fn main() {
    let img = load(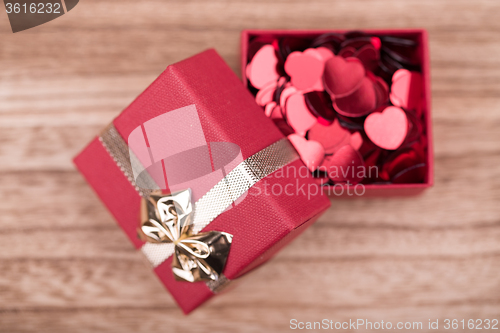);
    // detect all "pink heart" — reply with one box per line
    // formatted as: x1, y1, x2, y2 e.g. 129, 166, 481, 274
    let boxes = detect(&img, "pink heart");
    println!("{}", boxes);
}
308, 119, 350, 154
323, 56, 365, 98
247, 45, 280, 89
256, 81, 277, 106
390, 69, 422, 111
279, 86, 298, 108
364, 106, 408, 150
256, 77, 286, 107
288, 134, 325, 171
264, 101, 277, 117
315, 47, 335, 61
350, 132, 363, 151
285, 93, 317, 136
285, 50, 325, 91
322, 145, 364, 184
265, 103, 283, 120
